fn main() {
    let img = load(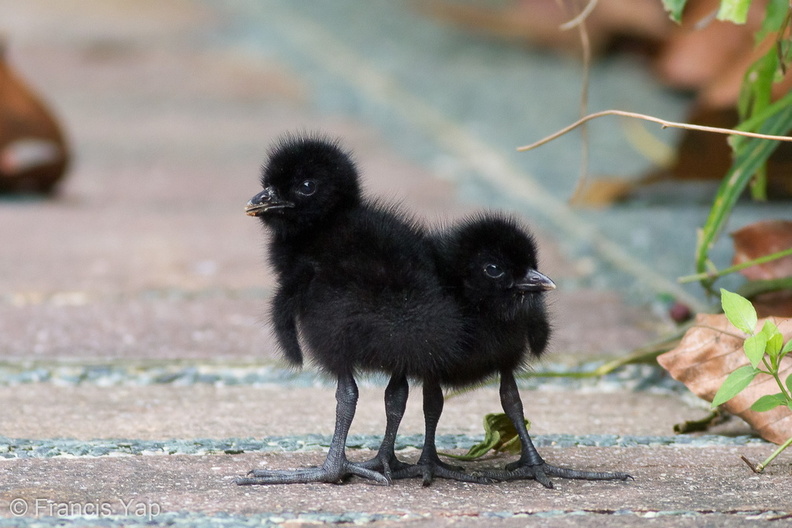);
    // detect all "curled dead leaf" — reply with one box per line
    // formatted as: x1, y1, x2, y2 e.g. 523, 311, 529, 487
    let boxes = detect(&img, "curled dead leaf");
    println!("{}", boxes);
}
732, 220, 792, 282
731, 220, 792, 317
657, 313, 792, 445
0, 40, 69, 194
